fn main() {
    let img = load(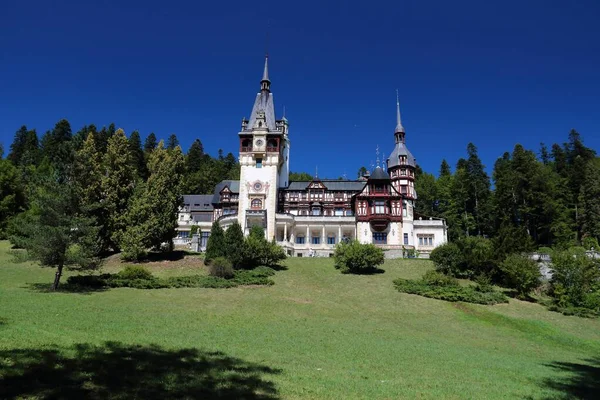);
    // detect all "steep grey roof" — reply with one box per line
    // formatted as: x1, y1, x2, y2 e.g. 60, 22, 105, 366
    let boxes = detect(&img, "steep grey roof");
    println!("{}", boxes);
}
387, 142, 417, 168
211, 180, 240, 204
262, 56, 270, 82
285, 180, 366, 191
183, 195, 214, 211
246, 92, 277, 131
395, 92, 405, 133
369, 167, 391, 180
